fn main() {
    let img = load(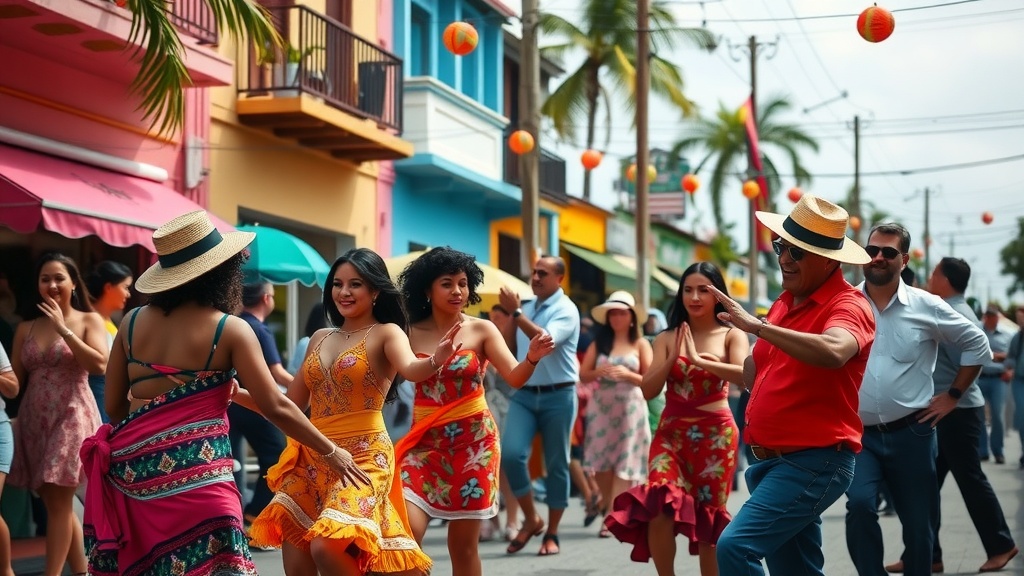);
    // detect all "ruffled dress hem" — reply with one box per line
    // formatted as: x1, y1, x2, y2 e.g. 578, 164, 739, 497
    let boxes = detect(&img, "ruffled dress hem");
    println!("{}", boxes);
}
604, 481, 731, 560
403, 487, 498, 521
249, 496, 431, 575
